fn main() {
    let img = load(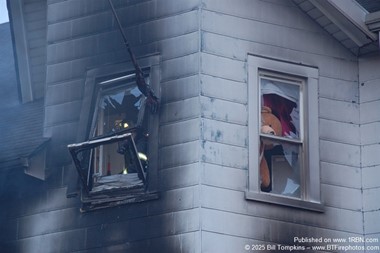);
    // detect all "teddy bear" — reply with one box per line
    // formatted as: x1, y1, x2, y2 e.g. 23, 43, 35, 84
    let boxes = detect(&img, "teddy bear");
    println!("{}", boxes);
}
260, 106, 282, 190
